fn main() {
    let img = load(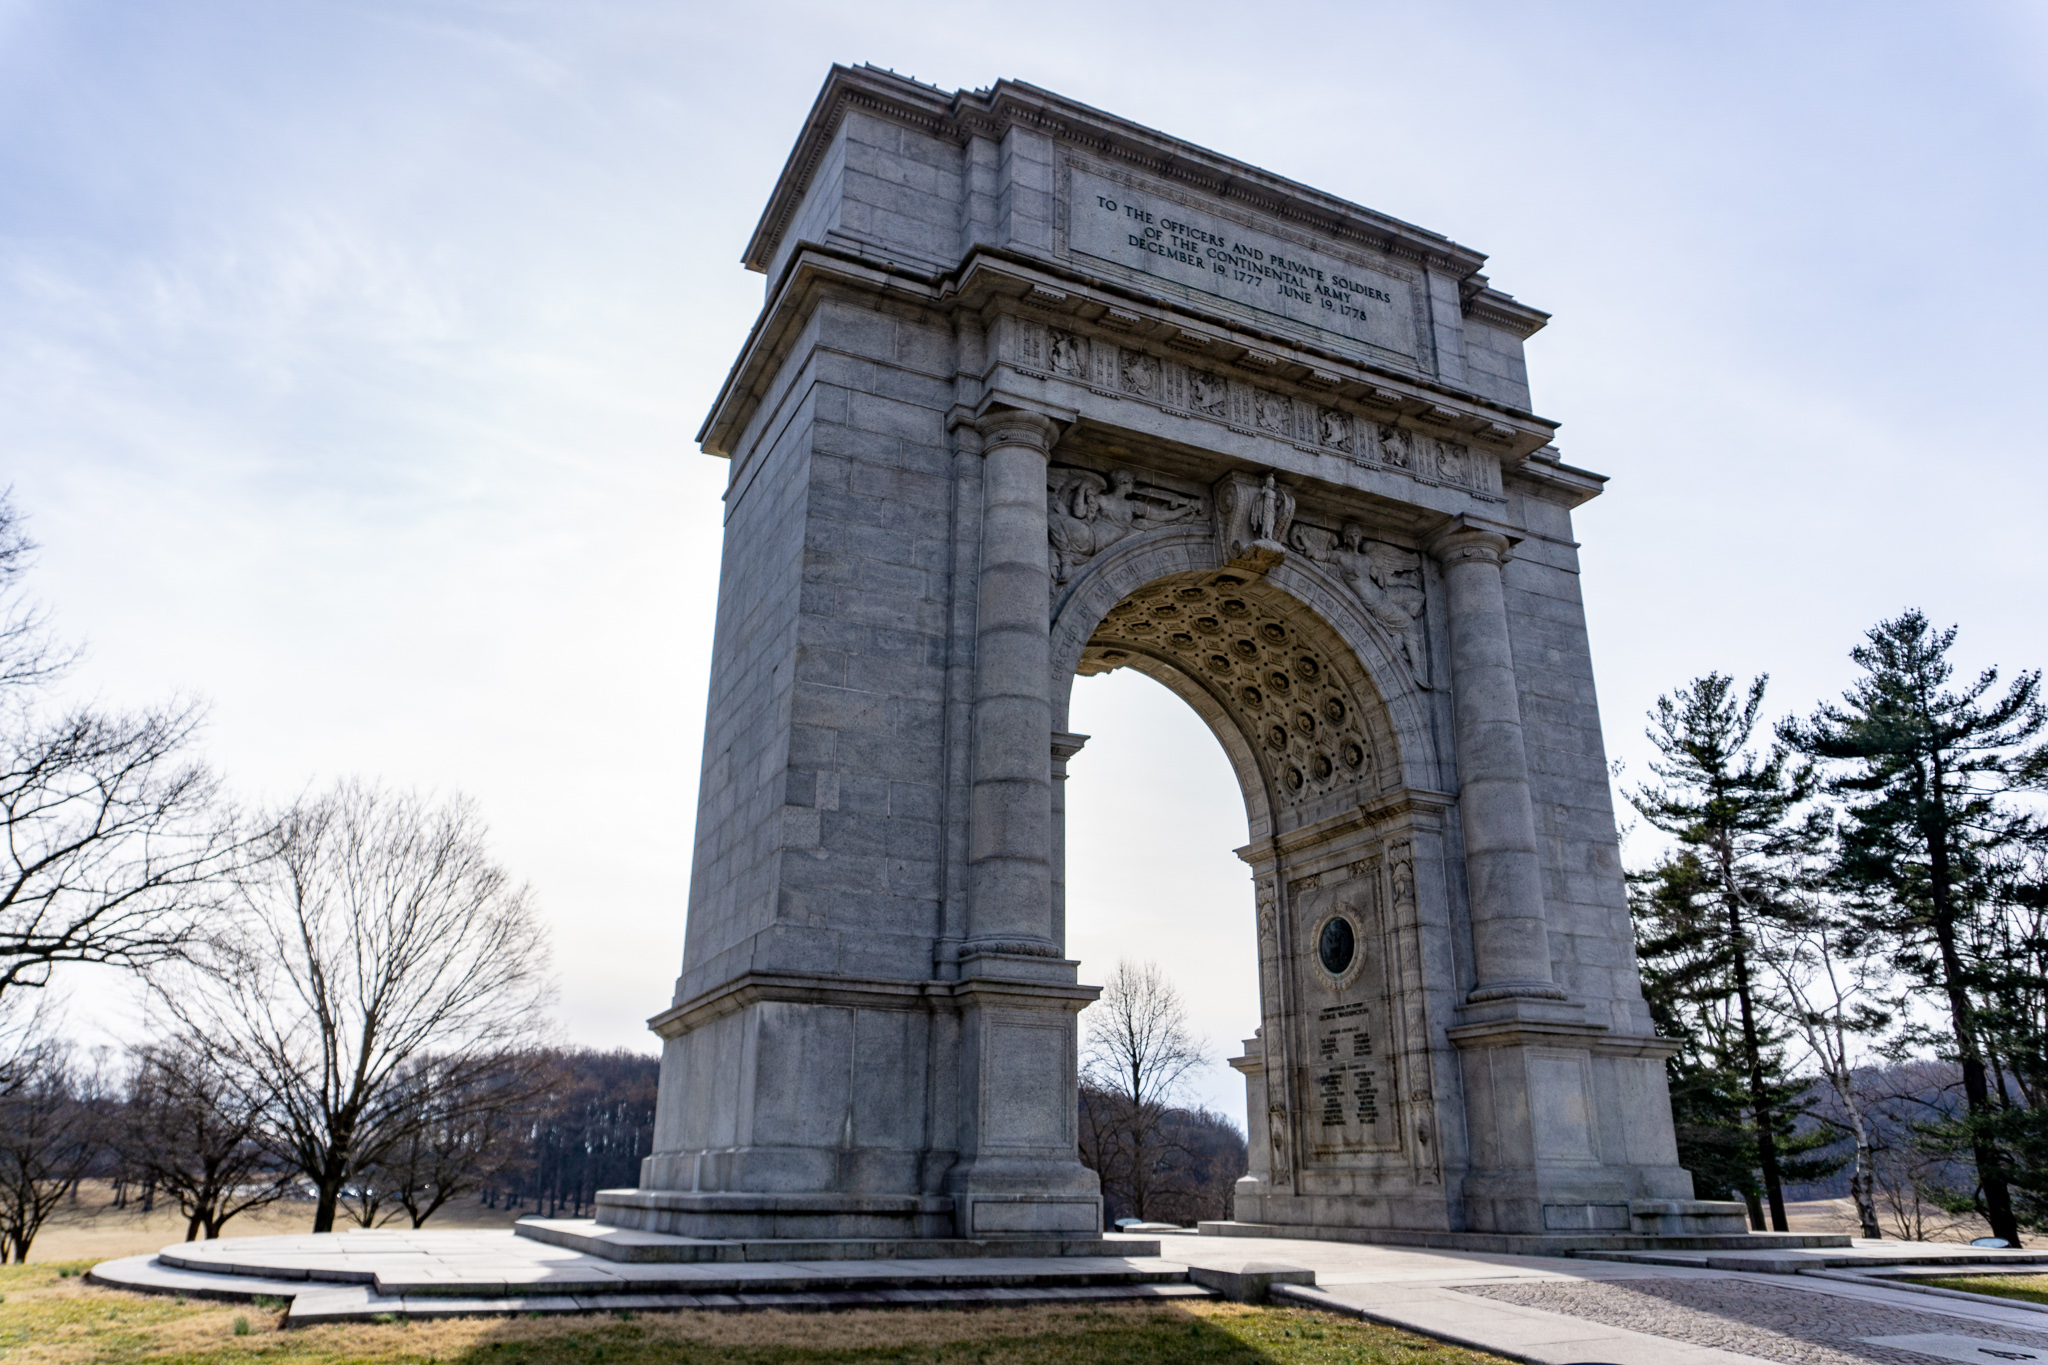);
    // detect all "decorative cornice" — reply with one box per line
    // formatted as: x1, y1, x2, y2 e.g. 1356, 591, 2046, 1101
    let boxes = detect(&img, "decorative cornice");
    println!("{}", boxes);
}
1508, 446, 1607, 510
1231, 788, 1455, 867
647, 966, 1096, 1038
745, 66, 1495, 283
1464, 287, 1550, 338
